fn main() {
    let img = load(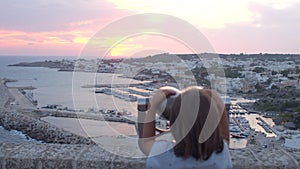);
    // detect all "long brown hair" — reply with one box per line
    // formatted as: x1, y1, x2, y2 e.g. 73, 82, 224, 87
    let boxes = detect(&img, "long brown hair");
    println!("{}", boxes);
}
203, 89, 230, 143
169, 87, 225, 160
